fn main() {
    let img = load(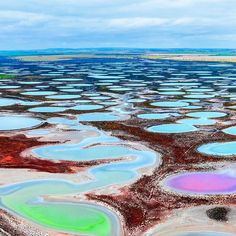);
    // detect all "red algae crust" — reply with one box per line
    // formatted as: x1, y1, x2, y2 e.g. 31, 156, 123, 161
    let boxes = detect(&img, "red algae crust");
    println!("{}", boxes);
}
88, 119, 236, 235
